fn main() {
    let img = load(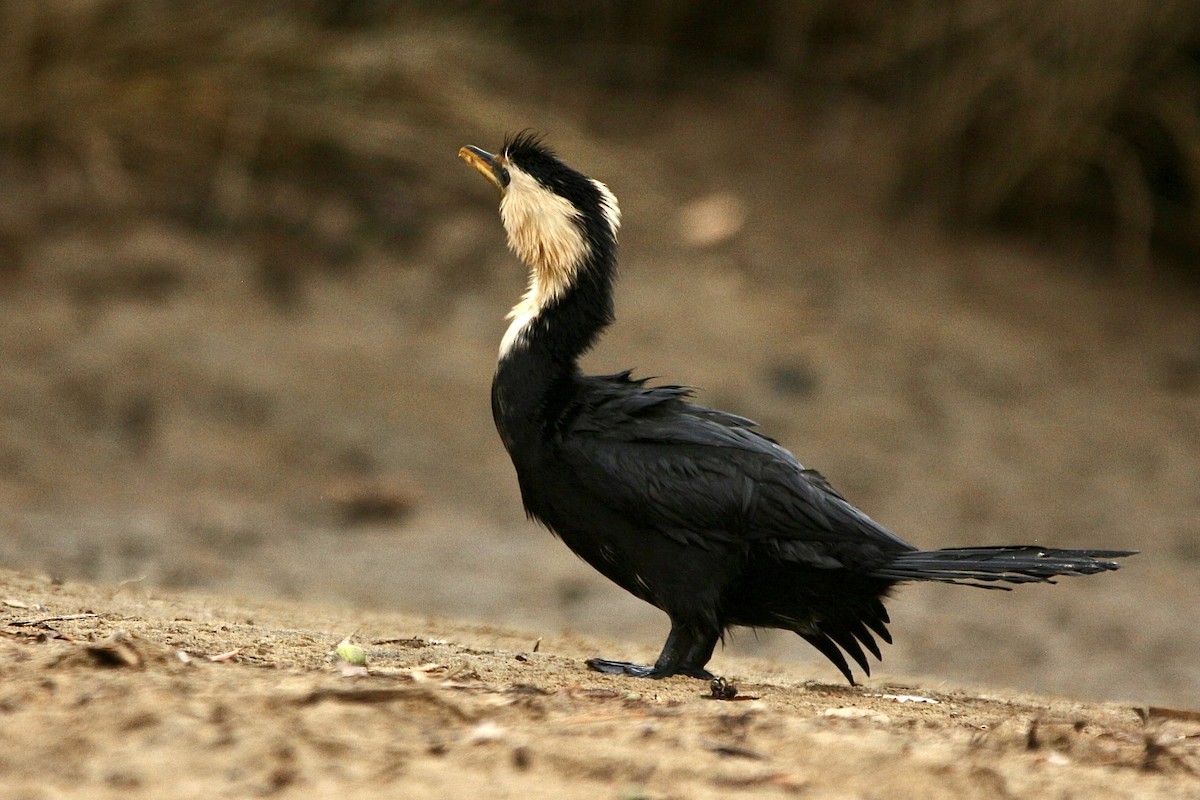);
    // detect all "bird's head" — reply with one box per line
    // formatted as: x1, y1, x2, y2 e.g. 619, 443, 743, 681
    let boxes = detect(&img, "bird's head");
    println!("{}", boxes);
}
459, 133, 620, 306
